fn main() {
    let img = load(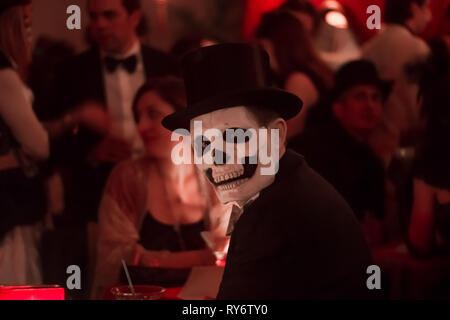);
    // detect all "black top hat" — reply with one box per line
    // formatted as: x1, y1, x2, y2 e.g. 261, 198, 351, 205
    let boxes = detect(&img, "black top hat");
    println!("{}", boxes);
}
331, 60, 393, 102
162, 43, 303, 131
0, 0, 30, 14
